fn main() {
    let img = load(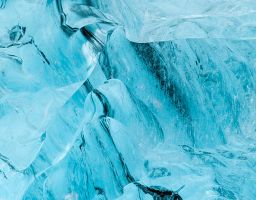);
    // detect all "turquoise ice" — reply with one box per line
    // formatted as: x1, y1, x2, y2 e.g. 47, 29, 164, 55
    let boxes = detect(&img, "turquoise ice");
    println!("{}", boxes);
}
0, 0, 256, 199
